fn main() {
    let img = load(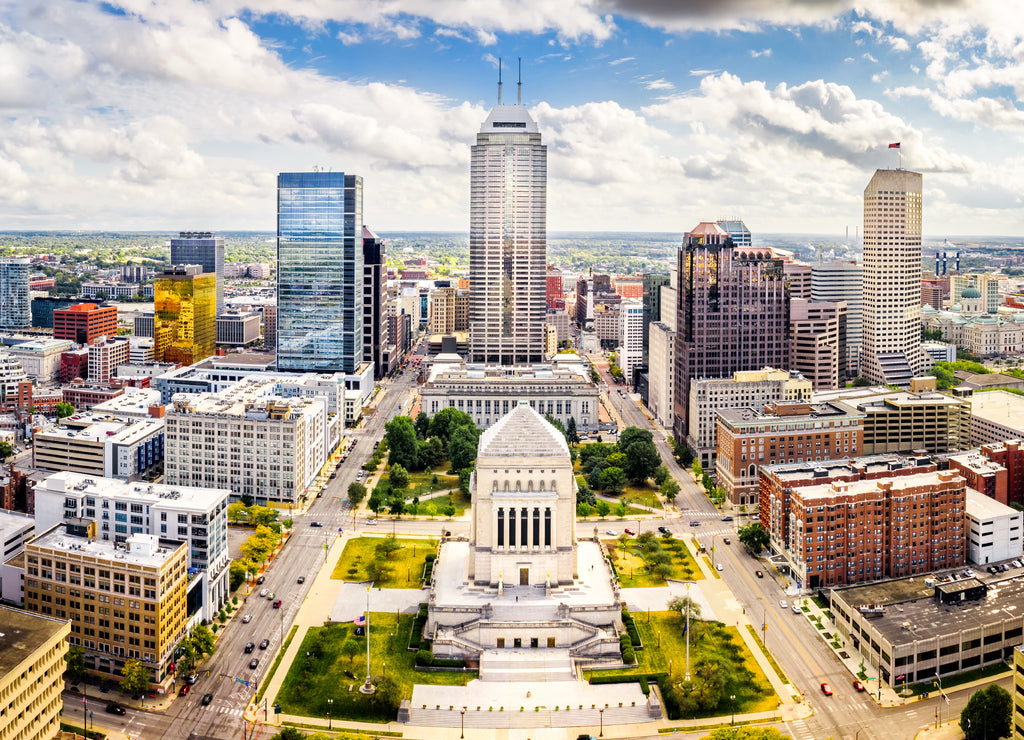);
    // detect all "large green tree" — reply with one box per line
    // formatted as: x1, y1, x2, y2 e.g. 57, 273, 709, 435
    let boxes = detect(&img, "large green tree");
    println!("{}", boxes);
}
413, 411, 431, 440
621, 439, 661, 484
428, 407, 475, 448
0, 441, 13, 462
55, 402, 75, 418
566, 417, 579, 444
738, 523, 770, 555
119, 658, 150, 695
617, 426, 653, 453
65, 644, 85, 682
701, 728, 790, 740
448, 423, 480, 472
960, 684, 1011, 740
385, 416, 419, 471
601, 467, 626, 494
347, 482, 367, 505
